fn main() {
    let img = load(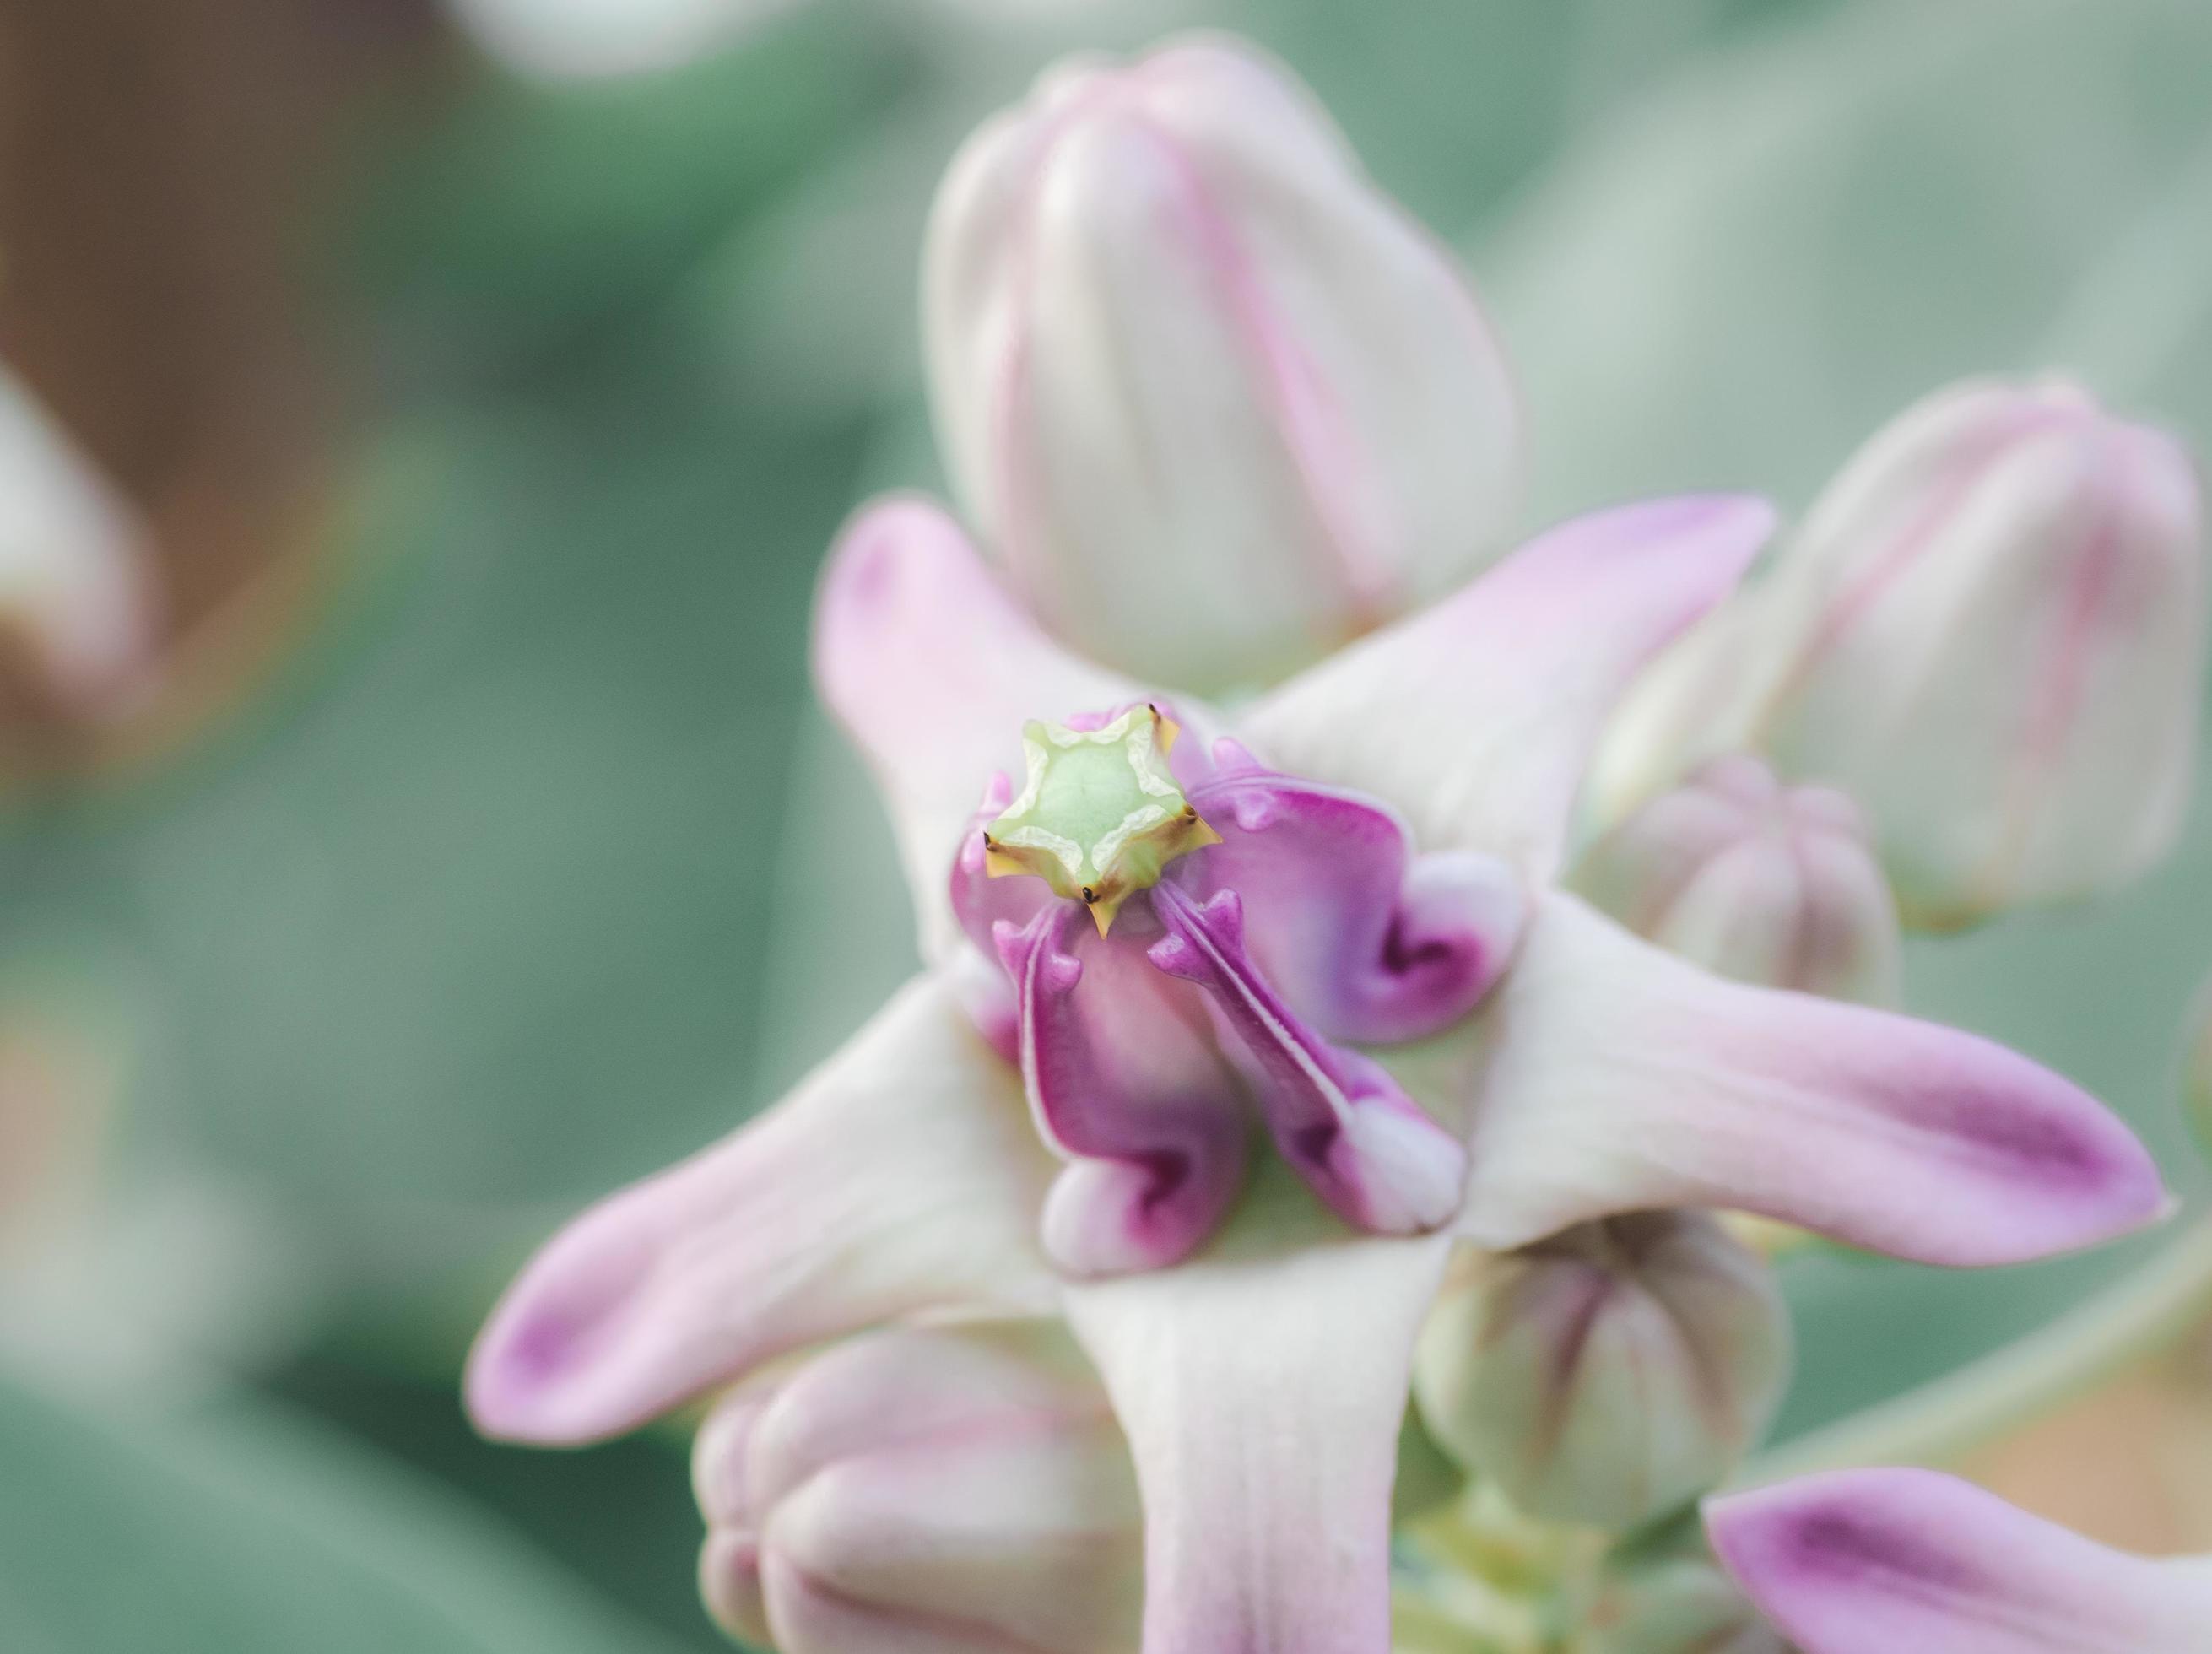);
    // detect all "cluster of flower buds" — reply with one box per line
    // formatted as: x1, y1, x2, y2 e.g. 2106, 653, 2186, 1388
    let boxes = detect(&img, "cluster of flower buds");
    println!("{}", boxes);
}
1413, 1213, 1791, 1531
924, 34, 1521, 693
1604, 377, 2206, 931
460, 27, 2206, 1654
